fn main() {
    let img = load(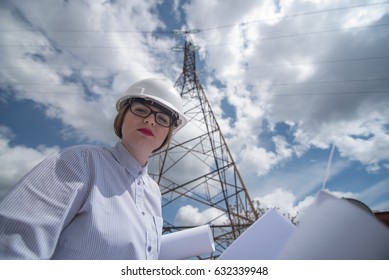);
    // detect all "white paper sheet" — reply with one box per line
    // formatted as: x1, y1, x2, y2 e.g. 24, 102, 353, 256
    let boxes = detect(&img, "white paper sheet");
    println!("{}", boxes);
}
218, 208, 296, 260
158, 224, 215, 260
278, 190, 389, 259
